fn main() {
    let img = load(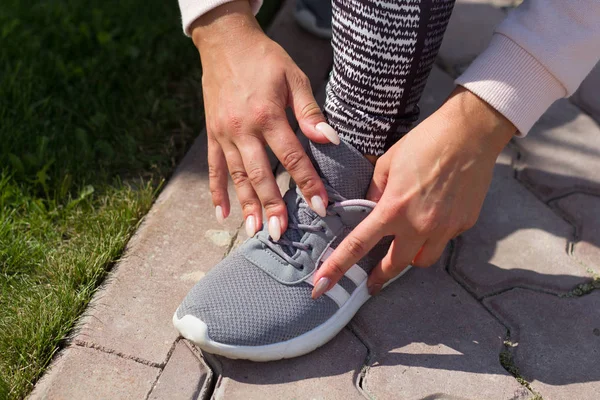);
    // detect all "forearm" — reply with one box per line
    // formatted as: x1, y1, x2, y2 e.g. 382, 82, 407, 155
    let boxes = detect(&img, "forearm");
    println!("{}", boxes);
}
456, 0, 600, 136
178, 0, 263, 36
